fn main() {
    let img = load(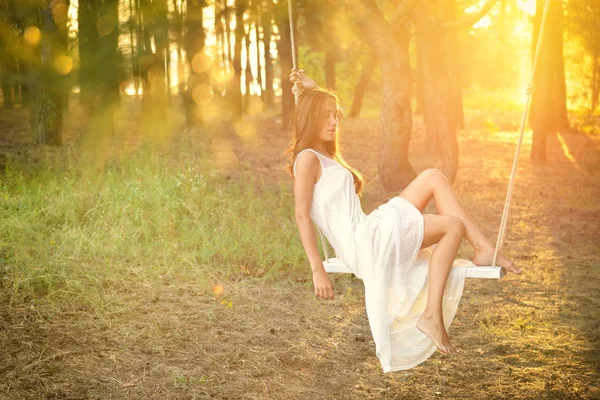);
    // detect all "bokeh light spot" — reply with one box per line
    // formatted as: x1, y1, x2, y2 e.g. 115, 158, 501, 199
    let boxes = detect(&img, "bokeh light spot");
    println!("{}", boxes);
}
192, 84, 213, 105
191, 50, 214, 74
211, 61, 235, 84
212, 283, 224, 296
23, 26, 41, 46
53, 55, 73, 75
120, 77, 144, 96
96, 14, 117, 36
232, 117, 257, 141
